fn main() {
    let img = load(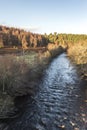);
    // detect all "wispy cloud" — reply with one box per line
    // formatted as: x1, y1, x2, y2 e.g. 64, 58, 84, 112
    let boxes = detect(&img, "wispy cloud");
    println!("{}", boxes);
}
28, 26, 40, 32
0, 21, 7, 26
0, 22, 41, 33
